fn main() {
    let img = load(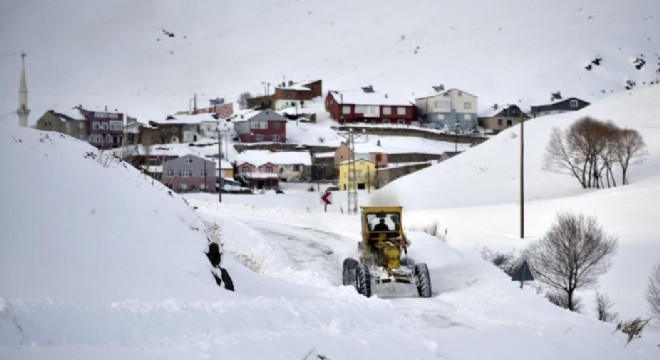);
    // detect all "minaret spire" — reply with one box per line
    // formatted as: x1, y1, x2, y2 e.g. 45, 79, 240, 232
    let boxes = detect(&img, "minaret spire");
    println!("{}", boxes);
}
17, 53, 30, 127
